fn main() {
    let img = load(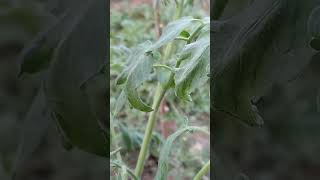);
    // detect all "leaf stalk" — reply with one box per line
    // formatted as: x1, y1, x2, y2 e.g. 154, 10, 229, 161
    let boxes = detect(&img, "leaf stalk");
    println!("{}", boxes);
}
193, 161, 210, 180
